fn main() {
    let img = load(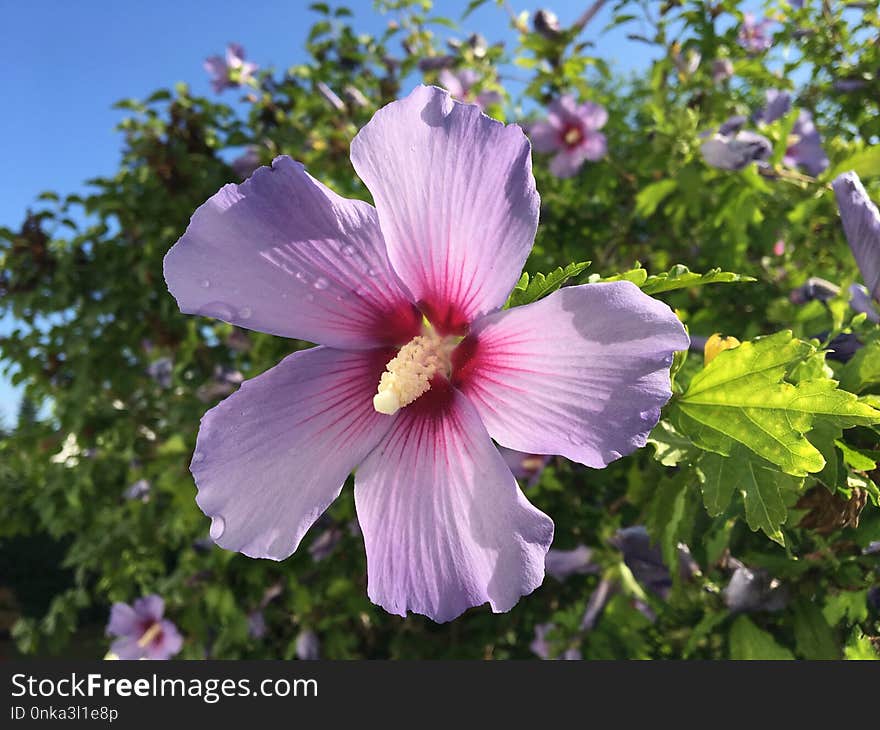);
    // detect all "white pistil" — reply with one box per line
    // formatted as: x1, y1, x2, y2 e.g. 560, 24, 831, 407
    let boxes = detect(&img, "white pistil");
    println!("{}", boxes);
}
137, 622, 163, 648
373, 332, 454, 415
